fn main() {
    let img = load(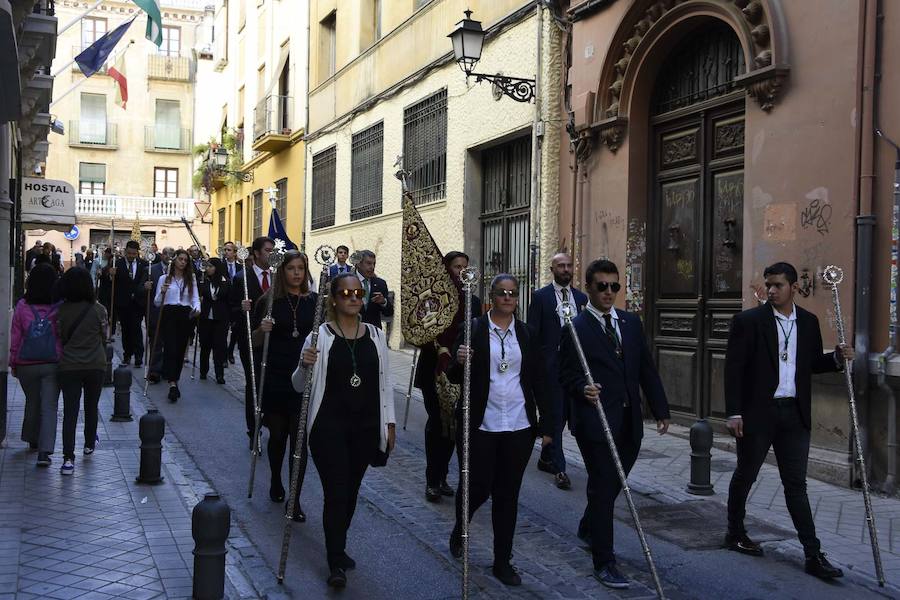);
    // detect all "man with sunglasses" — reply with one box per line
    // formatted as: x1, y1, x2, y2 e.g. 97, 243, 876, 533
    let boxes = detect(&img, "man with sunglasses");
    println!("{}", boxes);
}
527, 253, 588, 490
559, 259, 670, 589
